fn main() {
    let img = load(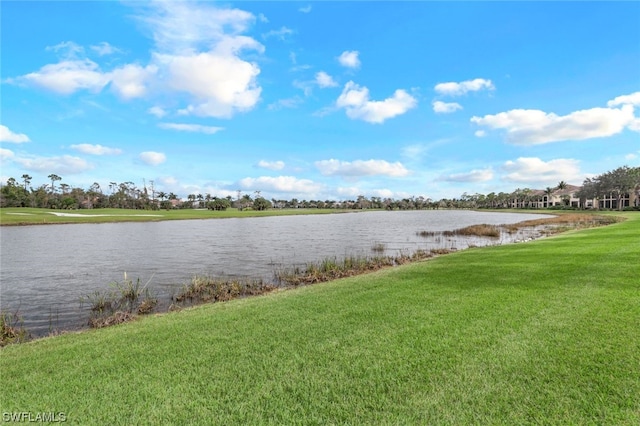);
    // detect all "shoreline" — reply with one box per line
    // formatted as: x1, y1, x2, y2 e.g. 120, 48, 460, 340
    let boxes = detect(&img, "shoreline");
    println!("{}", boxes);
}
0, 207, 361, 226
1, 212, 621, 345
